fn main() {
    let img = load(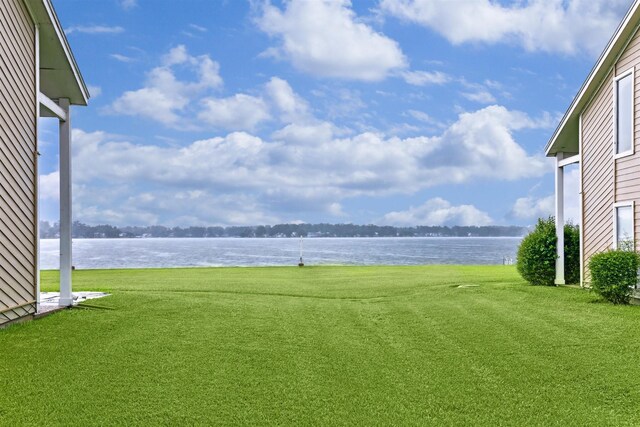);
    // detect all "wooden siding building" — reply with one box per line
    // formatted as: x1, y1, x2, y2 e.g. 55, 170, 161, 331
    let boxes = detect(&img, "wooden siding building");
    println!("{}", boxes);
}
547, 0, 640, 286
0, 0, 88, 326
